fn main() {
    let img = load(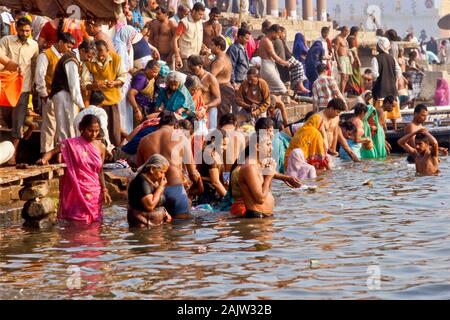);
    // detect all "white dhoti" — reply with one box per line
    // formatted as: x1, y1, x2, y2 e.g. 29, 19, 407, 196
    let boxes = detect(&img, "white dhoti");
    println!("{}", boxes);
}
40, 99, 57, 153
52, 91, 79, 143
119, 74, 134, 135
0, 141, 14, 165
260, 59, 287, 94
